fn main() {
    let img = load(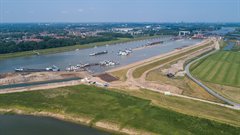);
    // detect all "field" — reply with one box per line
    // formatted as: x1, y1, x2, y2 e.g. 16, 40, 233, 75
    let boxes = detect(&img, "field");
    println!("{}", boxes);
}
0, 36, 159, 60
190, 51, 240, 103
0, 85, 239, 135
190, 51, 240, 87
